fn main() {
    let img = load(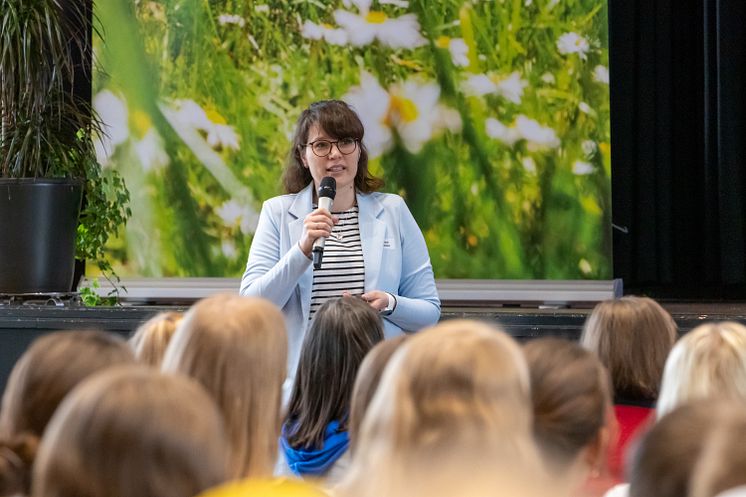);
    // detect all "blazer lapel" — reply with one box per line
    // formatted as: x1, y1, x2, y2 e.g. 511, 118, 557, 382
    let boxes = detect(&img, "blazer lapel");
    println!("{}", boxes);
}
288, 184, 314, 321
357, 193, 386, 291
